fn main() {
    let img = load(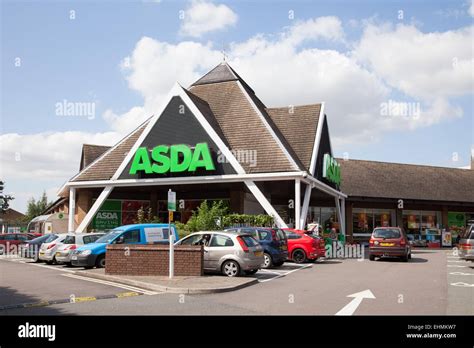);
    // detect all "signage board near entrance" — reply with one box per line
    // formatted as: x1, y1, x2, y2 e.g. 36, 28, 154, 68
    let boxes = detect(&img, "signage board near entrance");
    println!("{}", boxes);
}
129, 143, 215, 175
168, 190, 176, 212
322, 153, 341, 186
